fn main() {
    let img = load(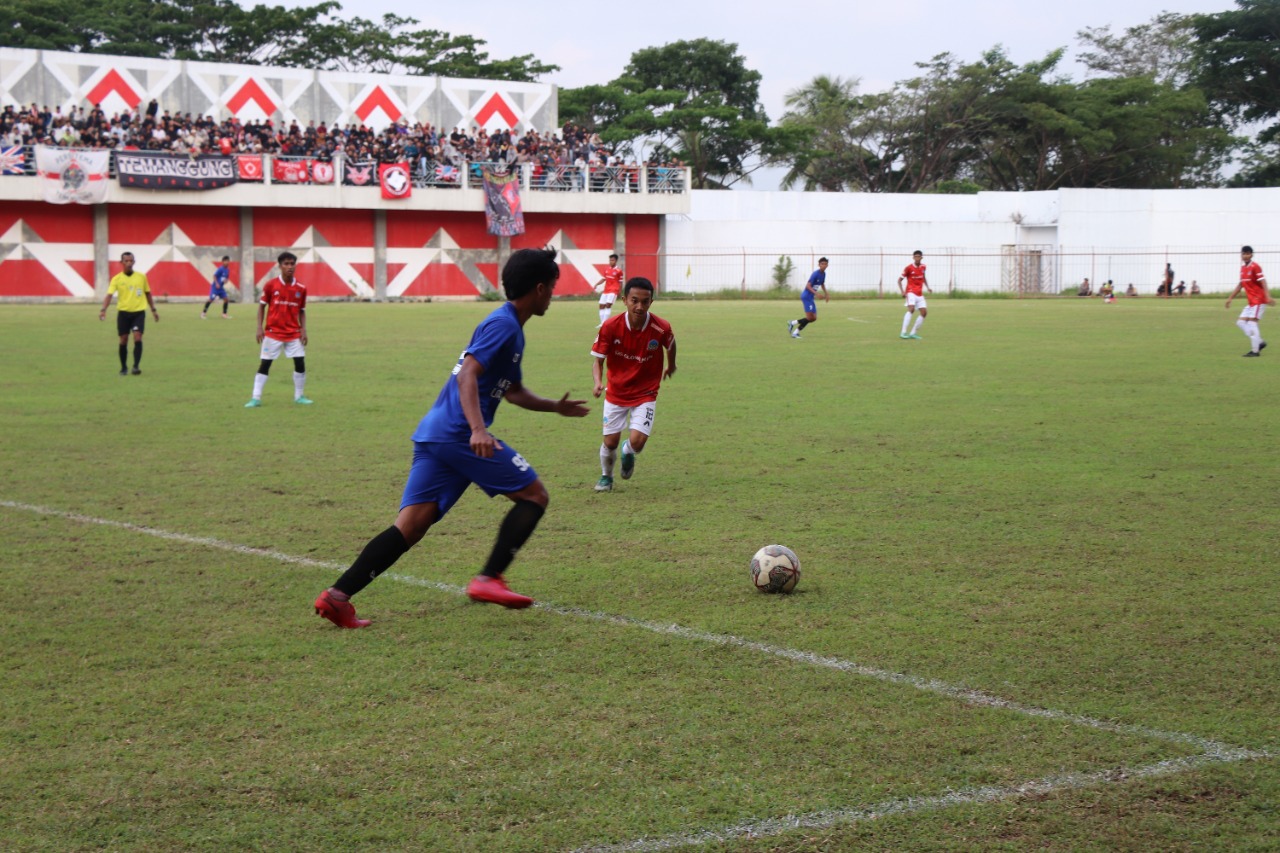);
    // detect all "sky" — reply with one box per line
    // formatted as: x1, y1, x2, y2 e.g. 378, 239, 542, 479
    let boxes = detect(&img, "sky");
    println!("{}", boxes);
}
283, 0, 1241, 188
